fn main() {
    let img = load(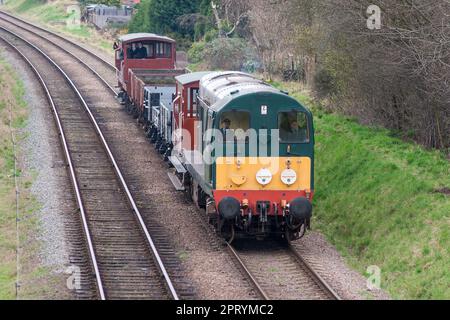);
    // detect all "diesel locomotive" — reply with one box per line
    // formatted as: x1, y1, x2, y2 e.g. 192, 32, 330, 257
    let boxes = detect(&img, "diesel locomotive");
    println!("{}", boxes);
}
116, 33, 315, 243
